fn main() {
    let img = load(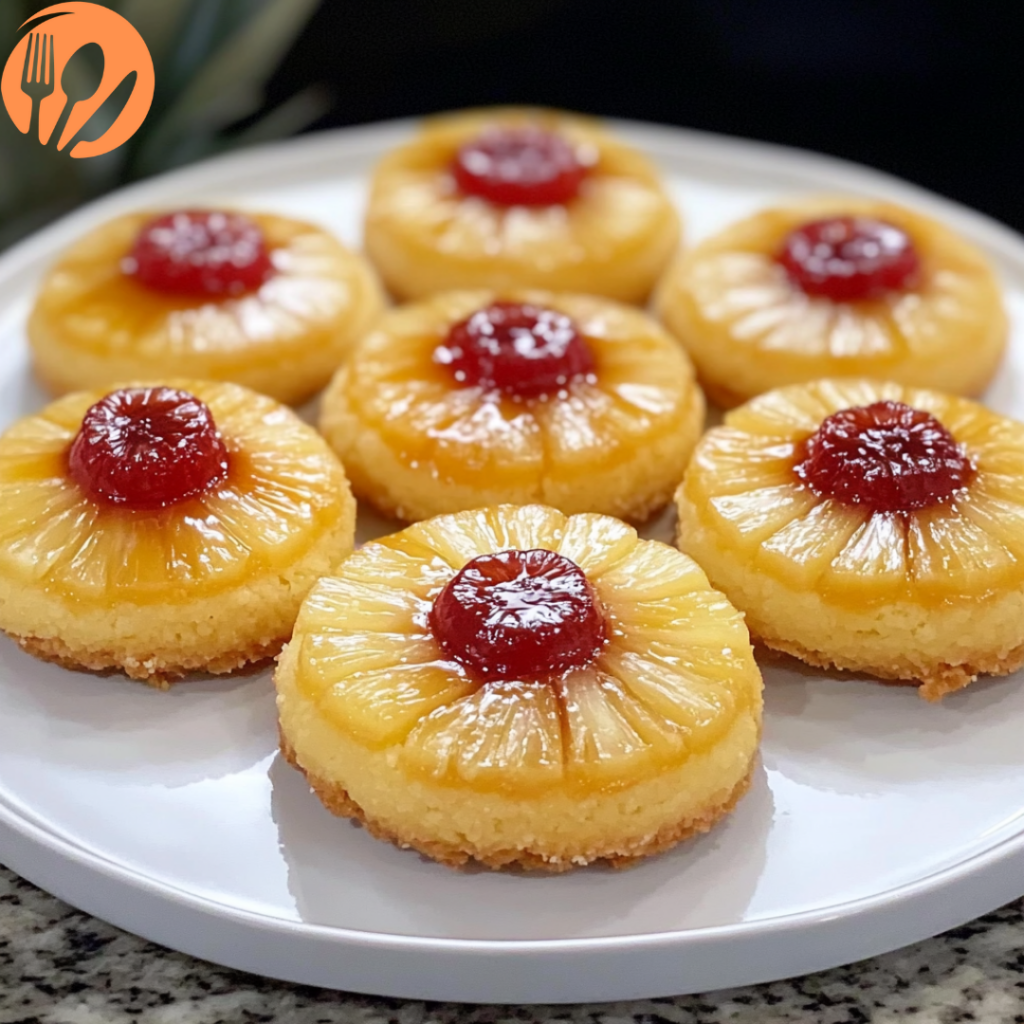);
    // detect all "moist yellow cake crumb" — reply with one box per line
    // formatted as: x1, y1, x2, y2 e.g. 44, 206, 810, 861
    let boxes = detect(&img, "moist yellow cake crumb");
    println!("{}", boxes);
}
364, 107, 680, 303
0, 380, 357, 683
275, 504, 762, 870
29, 211, 385, 405
319, 290, 705, 523
676, 378, 1024, 699
0, 524, 350, 686
655, 196, 1007, 407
